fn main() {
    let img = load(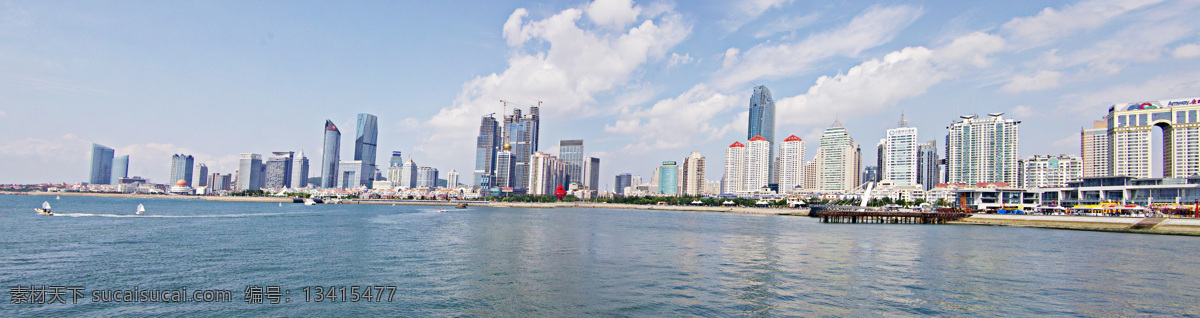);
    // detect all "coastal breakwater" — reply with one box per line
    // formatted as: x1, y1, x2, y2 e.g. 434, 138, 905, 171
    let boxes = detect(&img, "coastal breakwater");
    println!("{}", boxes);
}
950, 214, 1200, 236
